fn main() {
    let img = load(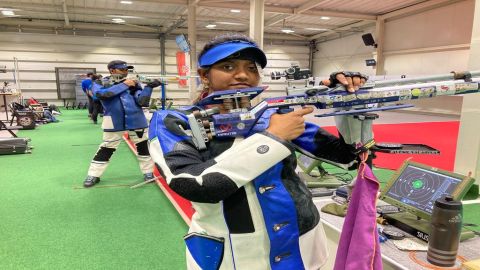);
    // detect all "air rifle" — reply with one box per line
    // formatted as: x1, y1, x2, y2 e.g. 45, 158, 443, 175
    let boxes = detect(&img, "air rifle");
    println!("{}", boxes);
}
186, 71, 480, 150
102, 73, 198, 110
104, 73, 197, 85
